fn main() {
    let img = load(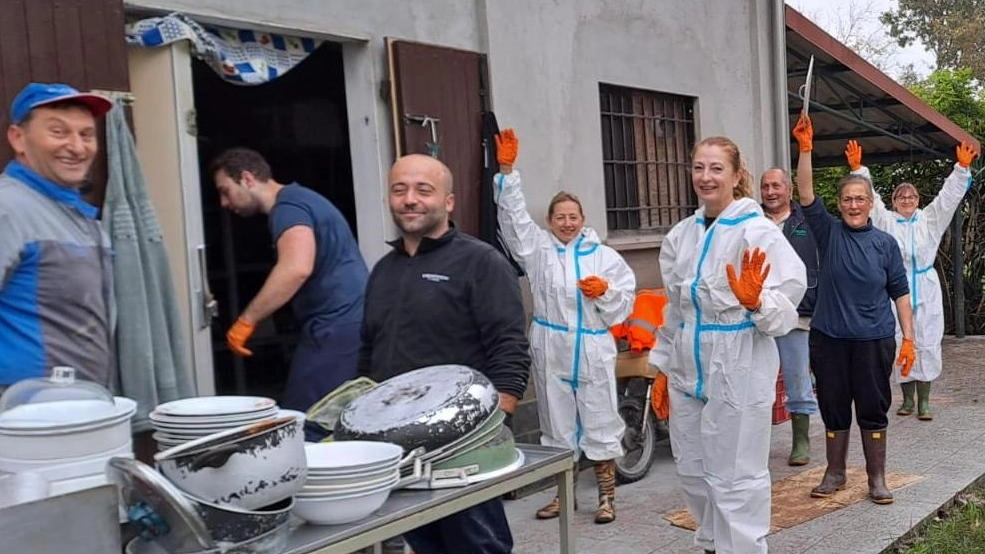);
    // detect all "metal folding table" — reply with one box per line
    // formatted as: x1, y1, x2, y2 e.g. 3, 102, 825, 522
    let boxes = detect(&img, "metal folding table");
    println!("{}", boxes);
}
282, 444, 575, 554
